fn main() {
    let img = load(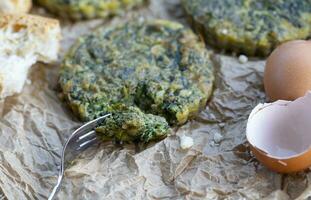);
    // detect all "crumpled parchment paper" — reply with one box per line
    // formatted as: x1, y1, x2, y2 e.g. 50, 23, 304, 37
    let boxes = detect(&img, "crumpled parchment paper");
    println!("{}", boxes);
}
0, 0, 310, 199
